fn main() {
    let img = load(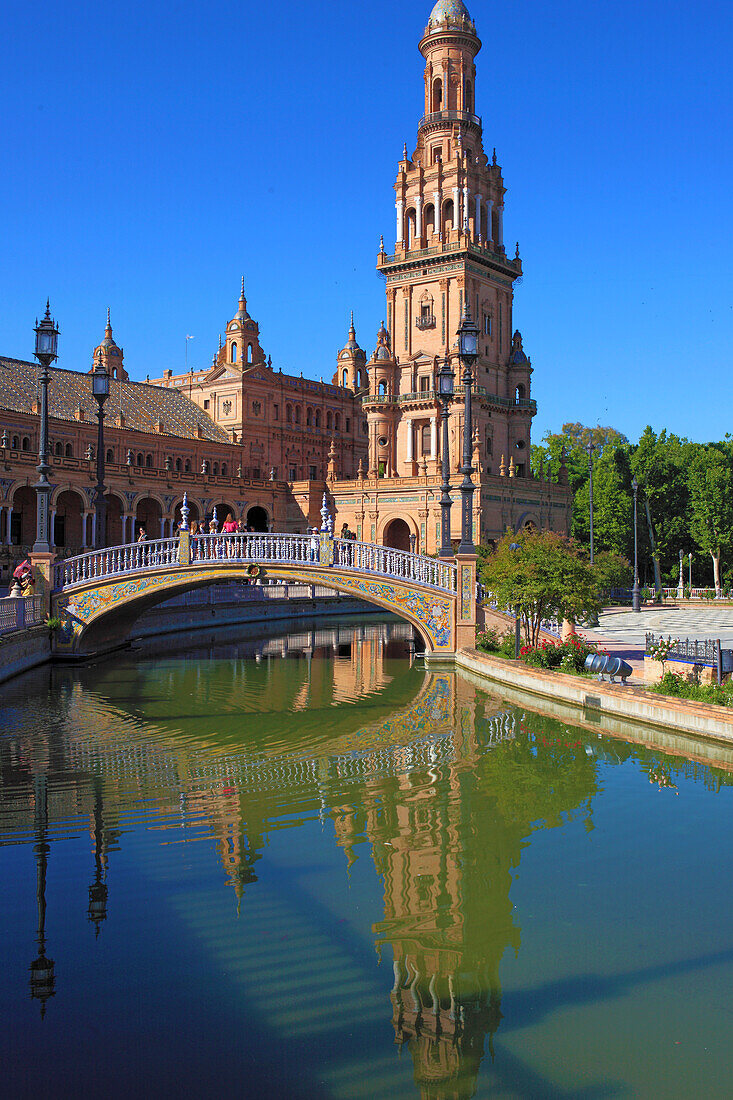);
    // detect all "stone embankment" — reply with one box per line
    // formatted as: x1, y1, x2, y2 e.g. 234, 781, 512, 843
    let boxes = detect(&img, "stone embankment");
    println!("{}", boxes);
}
457, 648, 733, 744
